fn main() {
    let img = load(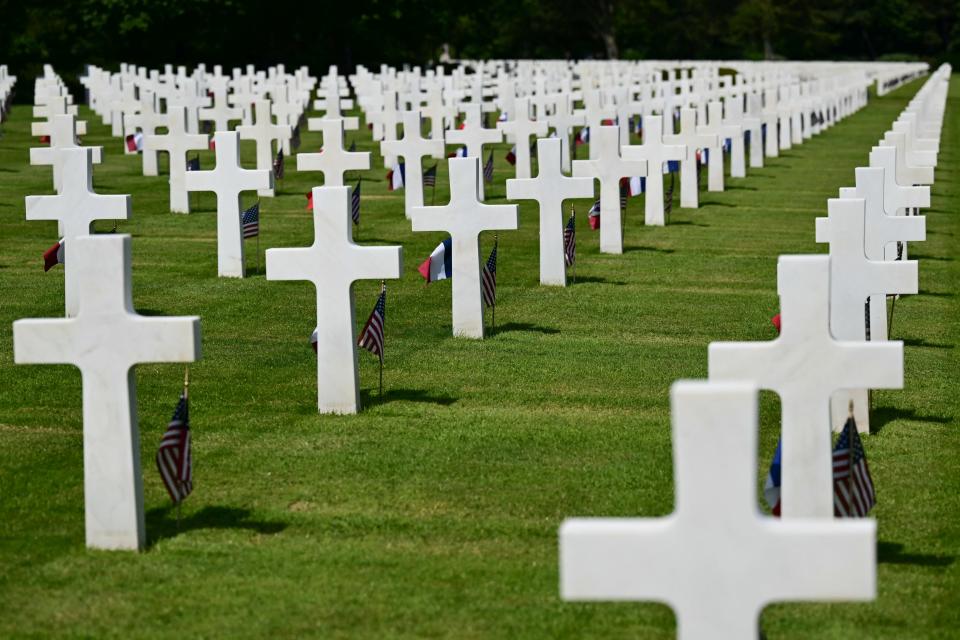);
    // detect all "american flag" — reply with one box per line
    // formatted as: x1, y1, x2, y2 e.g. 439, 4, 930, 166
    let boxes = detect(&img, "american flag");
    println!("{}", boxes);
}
156, 392, 193, 505
833, 416, 876, 517
273, 149, 285, 180
351, 179, 361, 225
186, 155, 200, 171
563, 210, 576, 267
357, 286, 386, 363
481, 239, 498, 308
483, 150, 494, 184
423, 164, 438, 188
619, 178, 628, 211
241, 201, 260, 238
